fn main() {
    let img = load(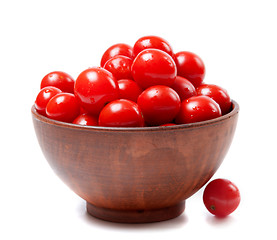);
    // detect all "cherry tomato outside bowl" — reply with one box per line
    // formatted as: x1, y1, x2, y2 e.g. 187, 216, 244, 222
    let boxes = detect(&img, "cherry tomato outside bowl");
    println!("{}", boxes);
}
203, 178, 241, 217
